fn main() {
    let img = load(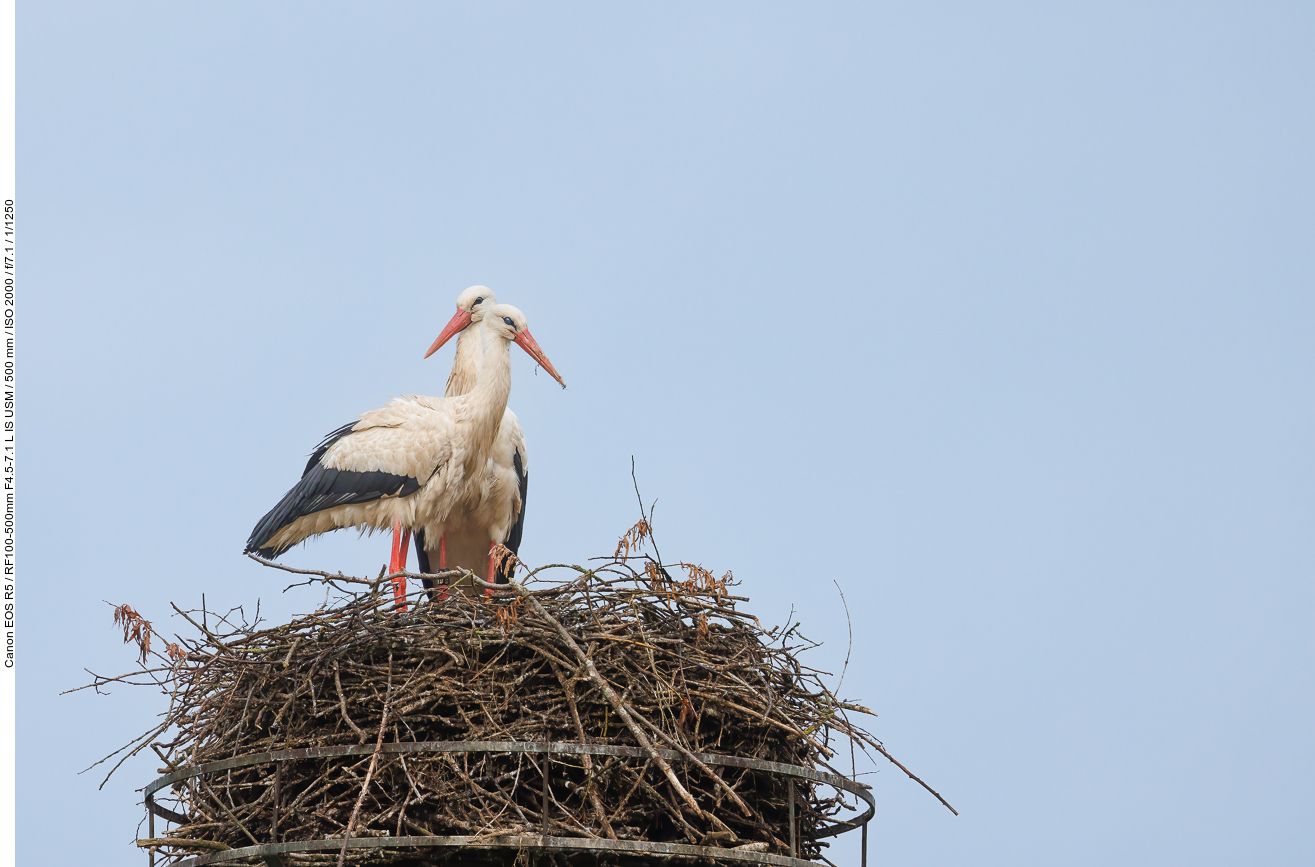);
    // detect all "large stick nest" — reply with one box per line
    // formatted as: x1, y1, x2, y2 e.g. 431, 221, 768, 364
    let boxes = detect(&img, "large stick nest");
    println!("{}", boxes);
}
84, 522, 948, 866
